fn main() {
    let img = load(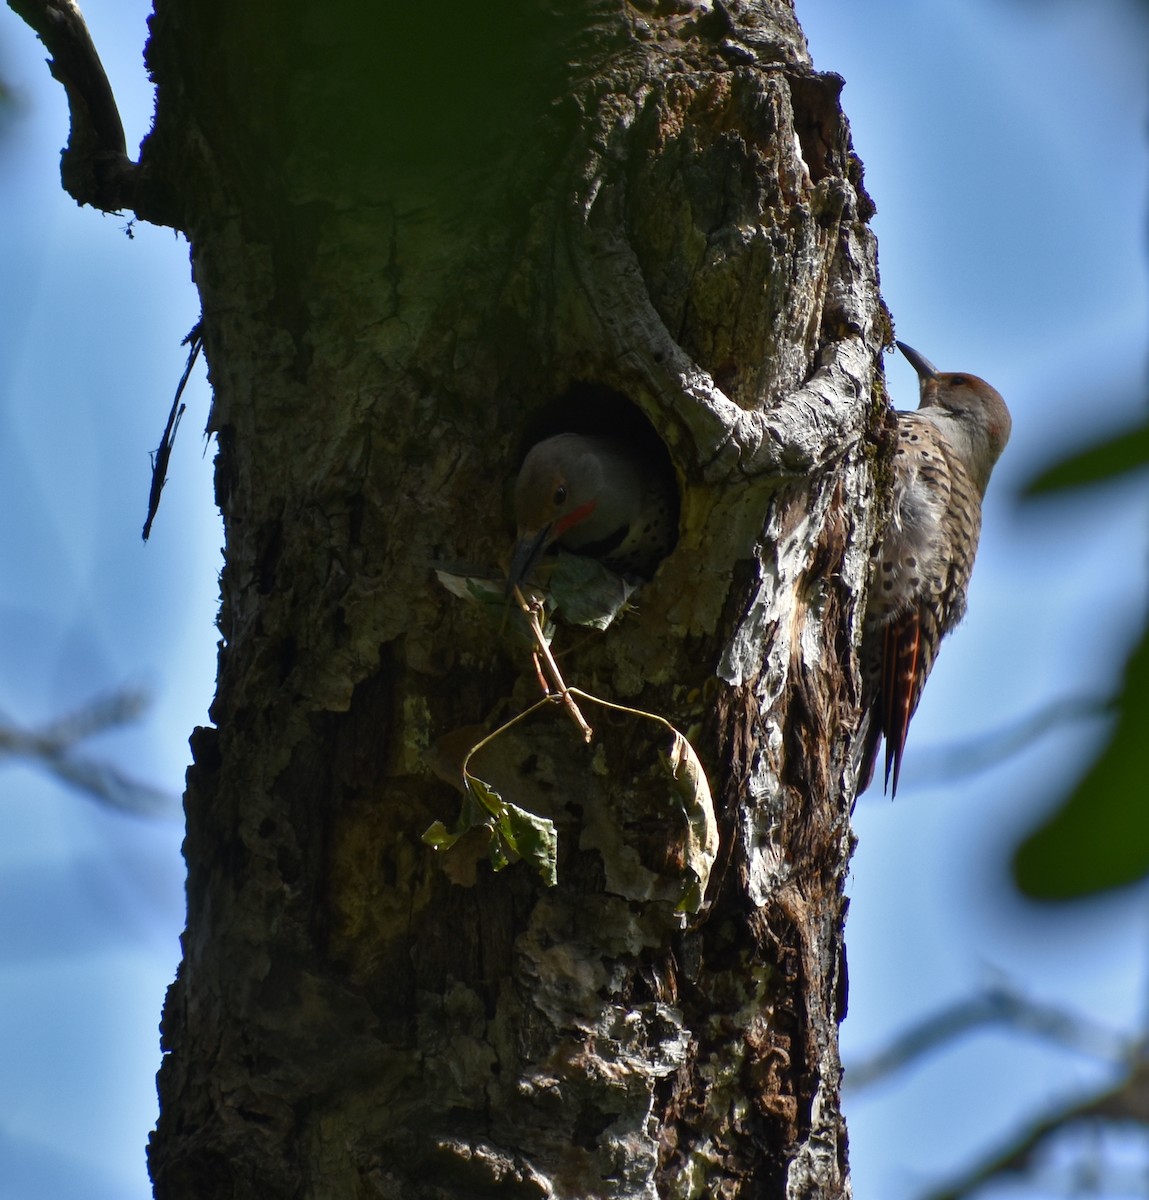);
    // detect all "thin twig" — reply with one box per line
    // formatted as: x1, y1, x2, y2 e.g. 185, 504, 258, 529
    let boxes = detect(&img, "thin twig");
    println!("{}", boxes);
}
143, 322, 202, 540
530, 648, 550, 697
513, 587, 592, 742
459, 696, 555, 792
